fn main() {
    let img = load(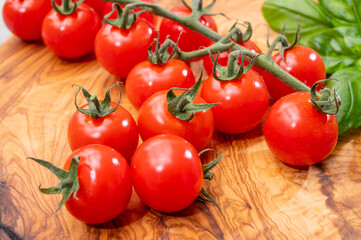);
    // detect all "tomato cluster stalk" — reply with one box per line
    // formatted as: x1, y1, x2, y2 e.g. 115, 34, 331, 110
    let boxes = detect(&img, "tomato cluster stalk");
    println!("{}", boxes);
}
111, 0, 311, 92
